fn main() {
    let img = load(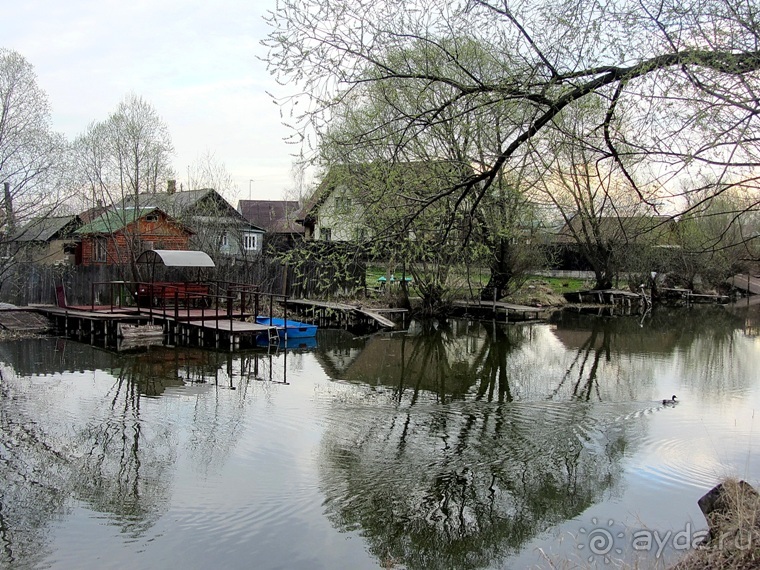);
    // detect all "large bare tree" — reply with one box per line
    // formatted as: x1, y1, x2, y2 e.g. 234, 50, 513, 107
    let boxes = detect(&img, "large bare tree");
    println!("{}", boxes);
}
0, 49, 68, 241
72, 95, 175, 279
264, 0, 760, 285
73, 94, 174, 210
